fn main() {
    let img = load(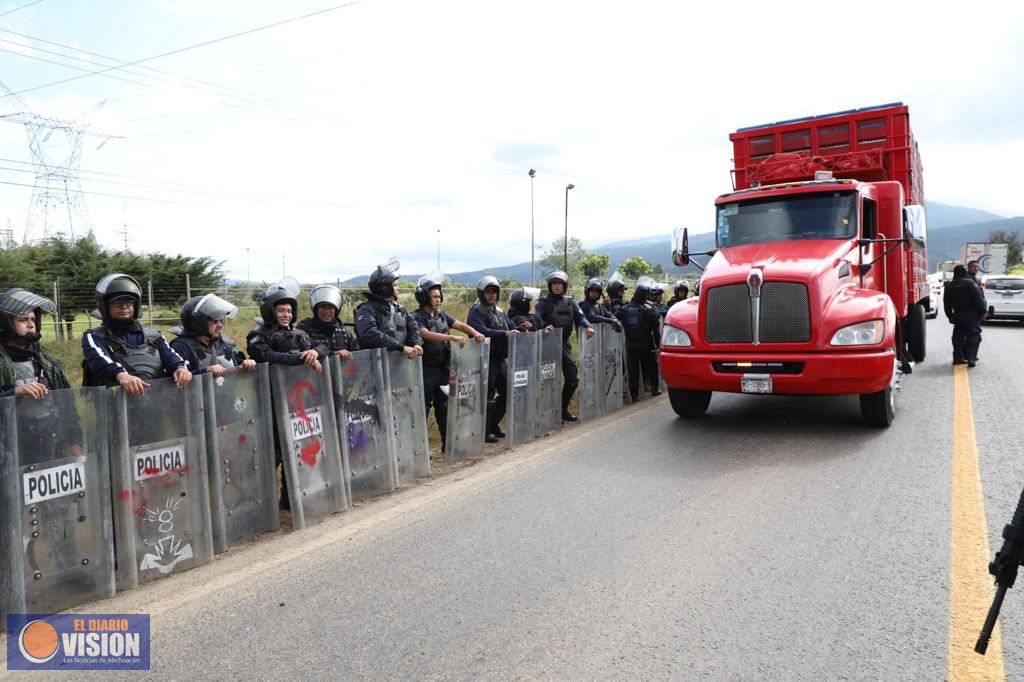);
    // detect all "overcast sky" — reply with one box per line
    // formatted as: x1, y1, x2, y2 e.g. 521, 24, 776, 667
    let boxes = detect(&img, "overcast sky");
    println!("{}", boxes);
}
0, 0, 1021, 282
